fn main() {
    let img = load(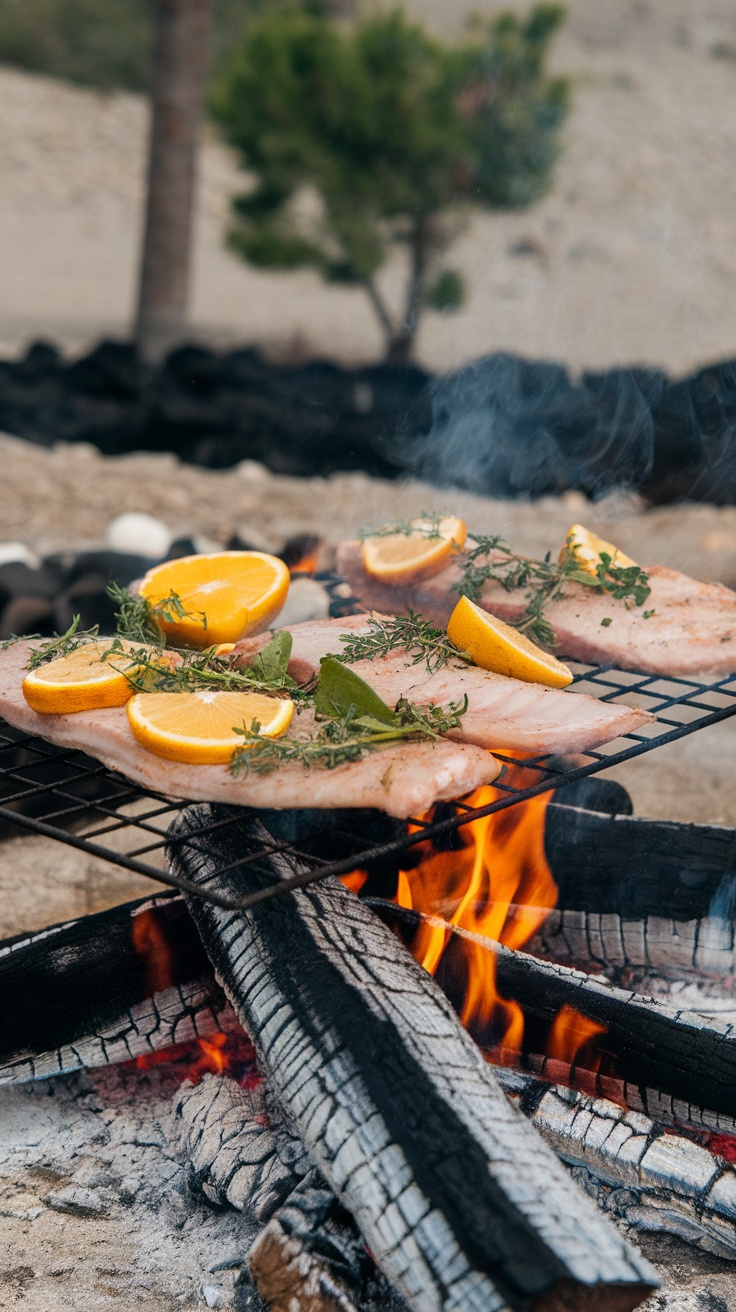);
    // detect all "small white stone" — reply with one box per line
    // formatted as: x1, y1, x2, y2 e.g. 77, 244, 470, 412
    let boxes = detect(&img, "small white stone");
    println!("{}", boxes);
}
106, 512, 172, 559
202, 1284, 225, 1308
273, 577, 330, 629
0, 541, 39, 568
